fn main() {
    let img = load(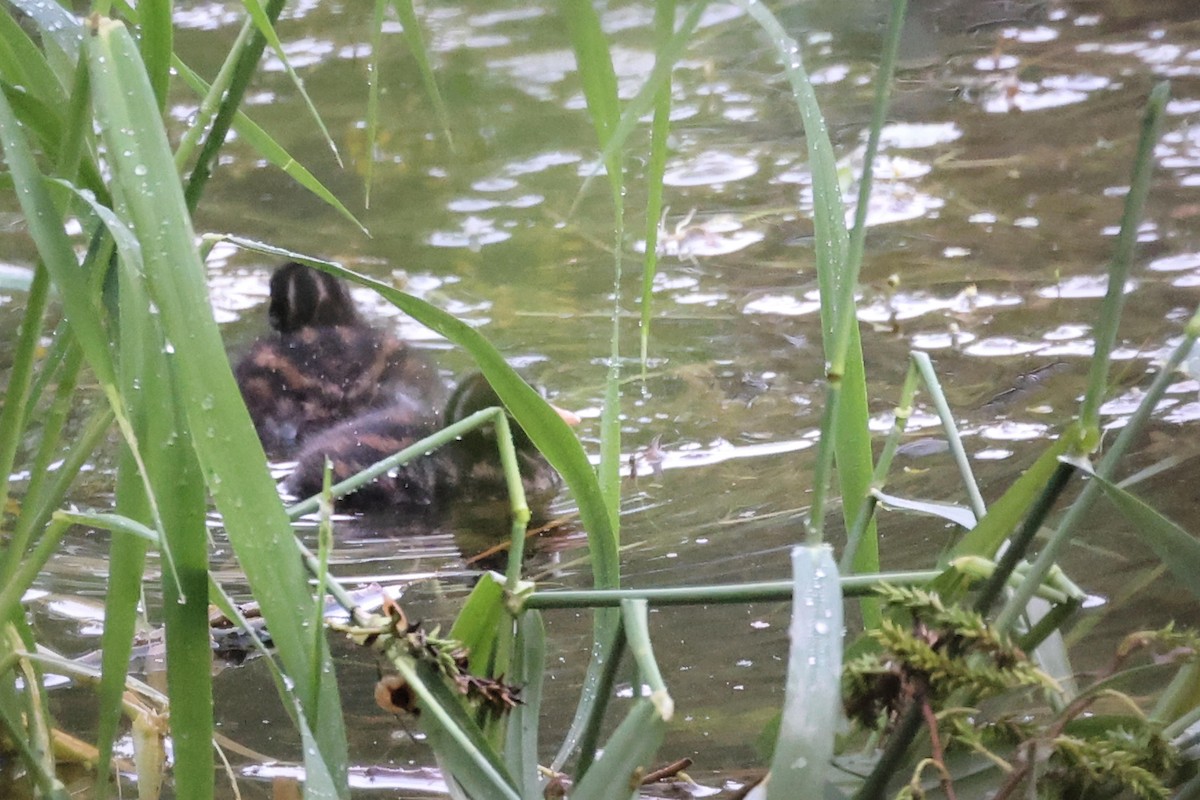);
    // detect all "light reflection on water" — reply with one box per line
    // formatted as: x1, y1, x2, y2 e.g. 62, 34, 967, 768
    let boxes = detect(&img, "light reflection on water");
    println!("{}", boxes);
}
6, 0, 1200, 793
